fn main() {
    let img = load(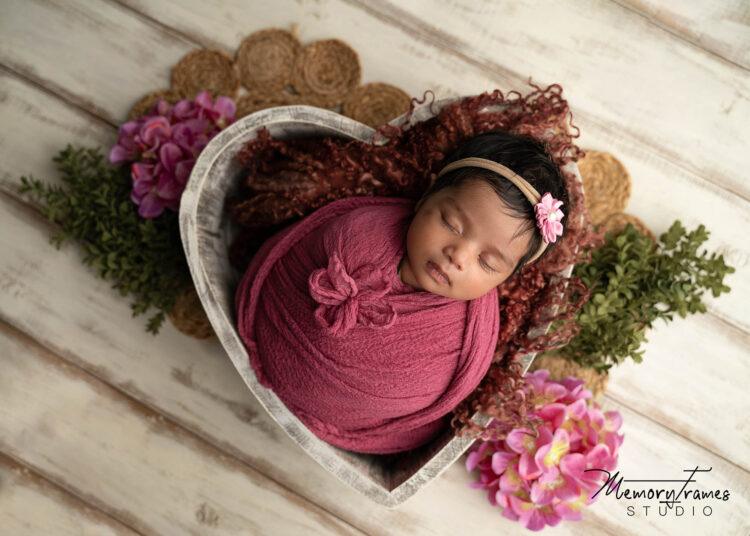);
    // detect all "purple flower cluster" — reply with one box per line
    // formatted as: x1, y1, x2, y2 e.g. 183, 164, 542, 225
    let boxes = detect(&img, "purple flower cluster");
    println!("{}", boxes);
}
109, 92, 235, 218
465, 369, 624, 531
